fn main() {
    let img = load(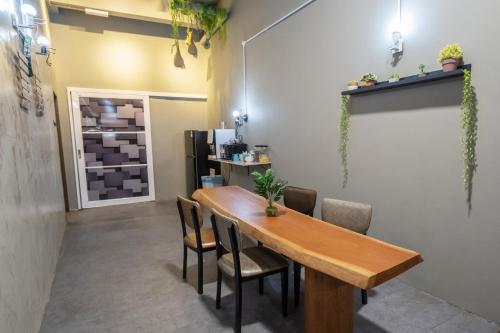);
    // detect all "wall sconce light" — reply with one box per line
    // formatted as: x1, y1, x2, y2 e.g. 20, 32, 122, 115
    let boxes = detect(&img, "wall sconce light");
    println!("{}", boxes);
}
35, 35, 55, 66
21, 4, 37, 17
388, 0, 404, 66
232, 109, 248, 126
232, 109, 248, 141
